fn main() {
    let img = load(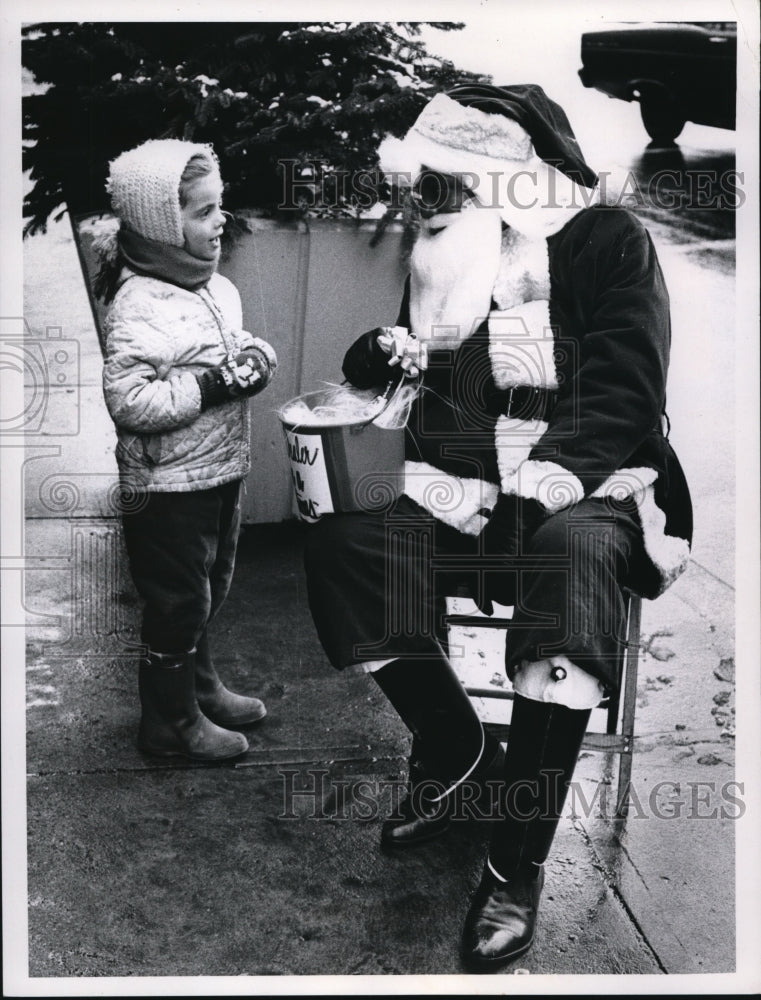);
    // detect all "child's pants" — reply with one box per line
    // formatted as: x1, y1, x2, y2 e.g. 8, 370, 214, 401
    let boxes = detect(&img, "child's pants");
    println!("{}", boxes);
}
121, 480, 242, 654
